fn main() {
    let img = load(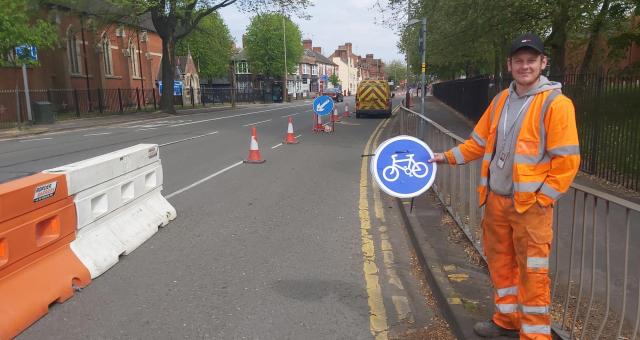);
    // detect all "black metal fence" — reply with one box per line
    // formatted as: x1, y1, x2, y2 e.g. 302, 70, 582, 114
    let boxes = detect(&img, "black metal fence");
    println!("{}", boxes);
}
0, 87, 269, 129
432, 72, 640, 192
